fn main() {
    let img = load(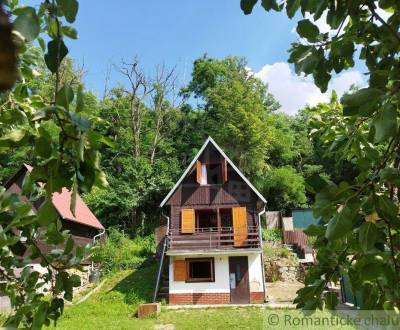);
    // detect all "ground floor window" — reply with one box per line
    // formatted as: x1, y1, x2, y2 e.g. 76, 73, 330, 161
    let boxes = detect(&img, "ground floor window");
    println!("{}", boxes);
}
186, 258, 214, 282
